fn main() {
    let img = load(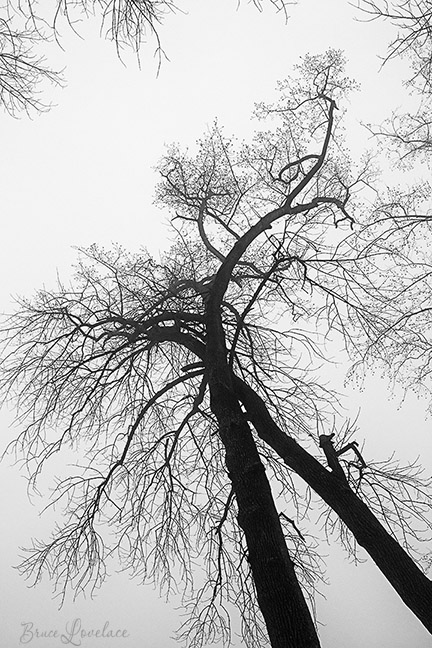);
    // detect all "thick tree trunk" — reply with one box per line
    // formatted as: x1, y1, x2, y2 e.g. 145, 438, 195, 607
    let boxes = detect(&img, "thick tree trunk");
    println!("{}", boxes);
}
209, 380, 321, 648
205, 283, 321, 647
152, 327, 432, 633
234, 376, 432, 634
